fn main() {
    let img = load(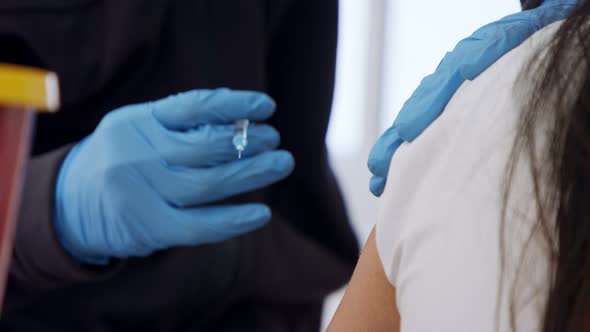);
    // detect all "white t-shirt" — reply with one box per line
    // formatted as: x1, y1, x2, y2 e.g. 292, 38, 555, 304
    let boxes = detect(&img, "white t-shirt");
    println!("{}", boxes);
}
376, 22, 563, 332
